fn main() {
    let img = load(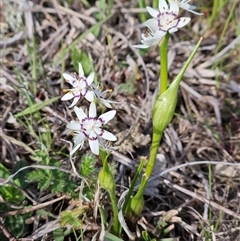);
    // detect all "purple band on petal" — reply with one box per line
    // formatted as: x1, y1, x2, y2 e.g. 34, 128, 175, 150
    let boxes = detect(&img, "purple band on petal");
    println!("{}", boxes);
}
80, 123, 85, 130
73, 94, 81, 98
82, 131, 89, 138
82, 117, 88, 122
97, 129, 105, 137
82, 130, 98, 141
82, 77, 88, 86
98, 118, 104, 124
88, 135, 98, 141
